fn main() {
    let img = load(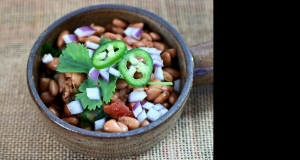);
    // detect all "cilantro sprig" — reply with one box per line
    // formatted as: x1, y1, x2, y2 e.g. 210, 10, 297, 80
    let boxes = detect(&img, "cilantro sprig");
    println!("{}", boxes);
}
57, 42, 93, 73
